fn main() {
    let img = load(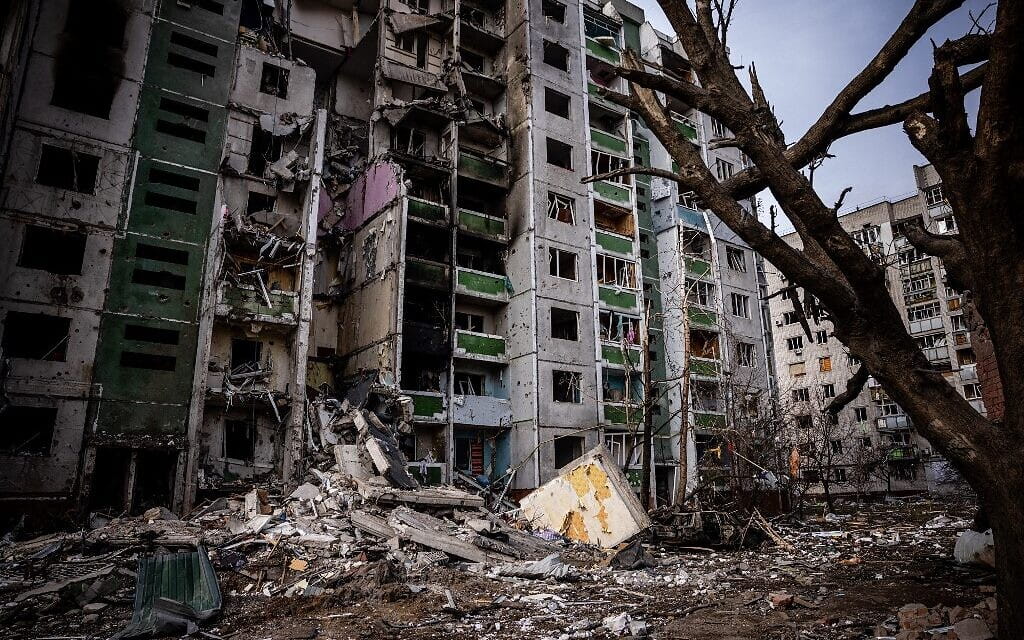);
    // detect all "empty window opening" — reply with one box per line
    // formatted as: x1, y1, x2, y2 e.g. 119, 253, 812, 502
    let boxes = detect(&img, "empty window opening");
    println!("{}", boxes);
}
2, 312, 70, 361
246, 191, 277, 214
599, 310, 639, 343
591, 151, 630, 184
51, 0, 127, 118
545, 88, 570, 118
736, 342, 755, 367
131, 268, 186, 290
156, 98, 209, 143
714, 157, 735, 181
119, 350, 177, 371
552, 370, 582, 403
0, 406, 57, 455
124, 324, 180, 345
854, 407, 868, 422
19, 225, 86, 275
231, 338, 262, 369
396, 32, 429, 68
133, 450, 177, 513
149, 166, 201, 191
792, 388, 810, 403
135, 242, 190, 265
729, 292, 750, 318
726, 246, 746, 272
542, 0, 566, 23
550, 307, 579, 341
454, 371, 486, 396
546, 138, 573, 170
815, 330, 828, 344
455, 312, 485, 332
686, 278, 716, 307
400, 0, 430, 13
547, 192, 576, 224
36, 145, 99, 193
689, 328, 719, 359
167, 31, 218, 76
596, 254, 637, 288
584, 12, 620, 46
88, 448, 132, 511
393, 126, 427, 156
822, 383, 836, 399
786, 336, 804, 351
554, 435, 584, 468
248, 127, 283, 176
145, 166, 200, 214
543, 41, 569, 71
548, 248, 577, 280
224, 419, 256, 461
603, 369, 641, 402
461, 49, 485, 73
259, 62, 289, 97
